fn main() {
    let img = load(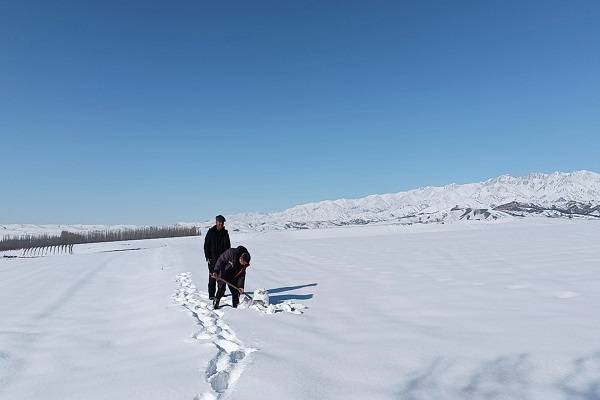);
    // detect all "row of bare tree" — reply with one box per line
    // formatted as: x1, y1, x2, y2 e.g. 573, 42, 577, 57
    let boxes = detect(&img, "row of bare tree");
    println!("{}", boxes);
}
0, 226, 201, 255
